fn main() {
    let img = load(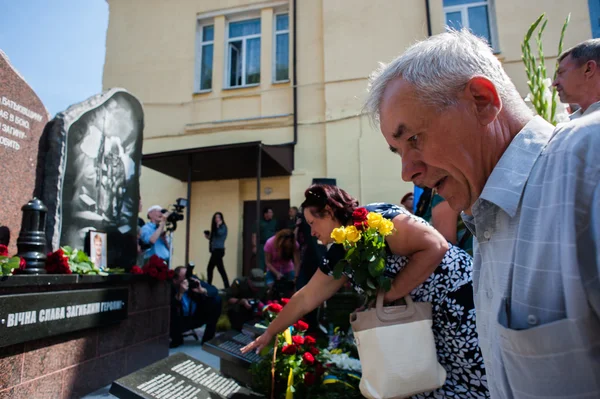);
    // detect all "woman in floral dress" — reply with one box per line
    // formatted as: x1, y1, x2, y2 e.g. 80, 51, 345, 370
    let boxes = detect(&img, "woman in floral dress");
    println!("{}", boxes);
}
243, 184, 489, 398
